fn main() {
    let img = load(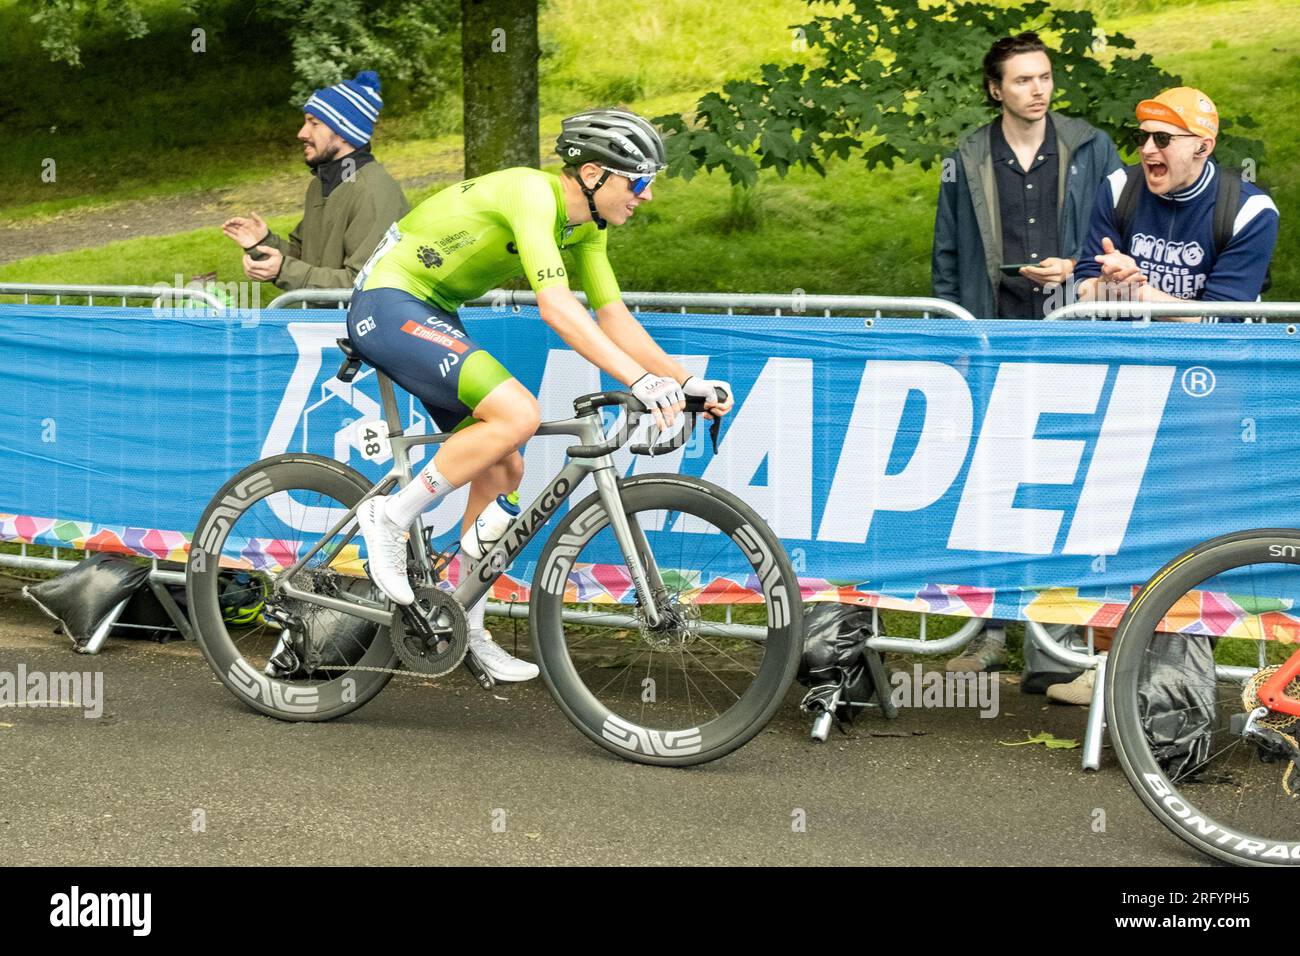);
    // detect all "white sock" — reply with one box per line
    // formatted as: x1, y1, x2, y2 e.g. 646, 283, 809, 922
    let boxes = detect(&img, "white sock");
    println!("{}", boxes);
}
466, 558, 488, 639
982, 624, 1007, 646
383, 461, 457, 529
